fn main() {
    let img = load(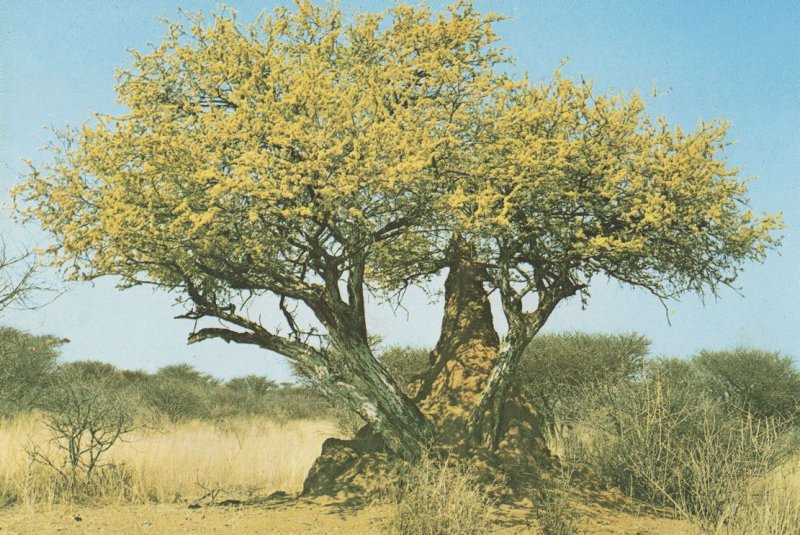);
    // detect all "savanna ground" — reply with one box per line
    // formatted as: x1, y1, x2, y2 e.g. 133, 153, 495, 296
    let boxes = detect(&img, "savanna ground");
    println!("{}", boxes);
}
2, 413, 799, 534
0, 415, 697, 534
3, 333, 800, 534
